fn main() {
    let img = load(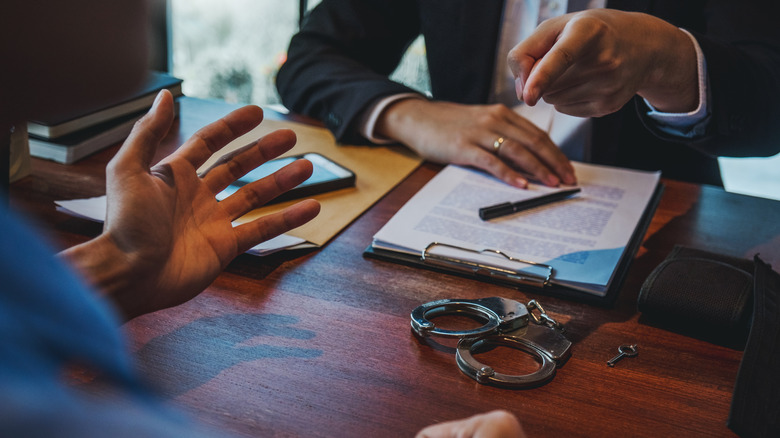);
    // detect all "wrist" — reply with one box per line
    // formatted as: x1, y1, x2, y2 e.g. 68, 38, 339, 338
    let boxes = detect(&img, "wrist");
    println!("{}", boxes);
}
59, 234, 146, 321
375, 98, 431, 145
638, 23, 699, 113
361, 93, 424, 143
